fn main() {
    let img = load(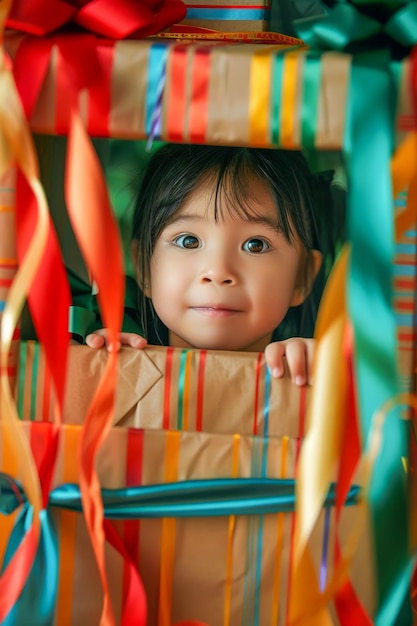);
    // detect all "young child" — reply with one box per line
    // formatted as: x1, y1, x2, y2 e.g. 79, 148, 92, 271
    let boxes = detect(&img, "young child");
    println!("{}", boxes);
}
87, 144, 341, 386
